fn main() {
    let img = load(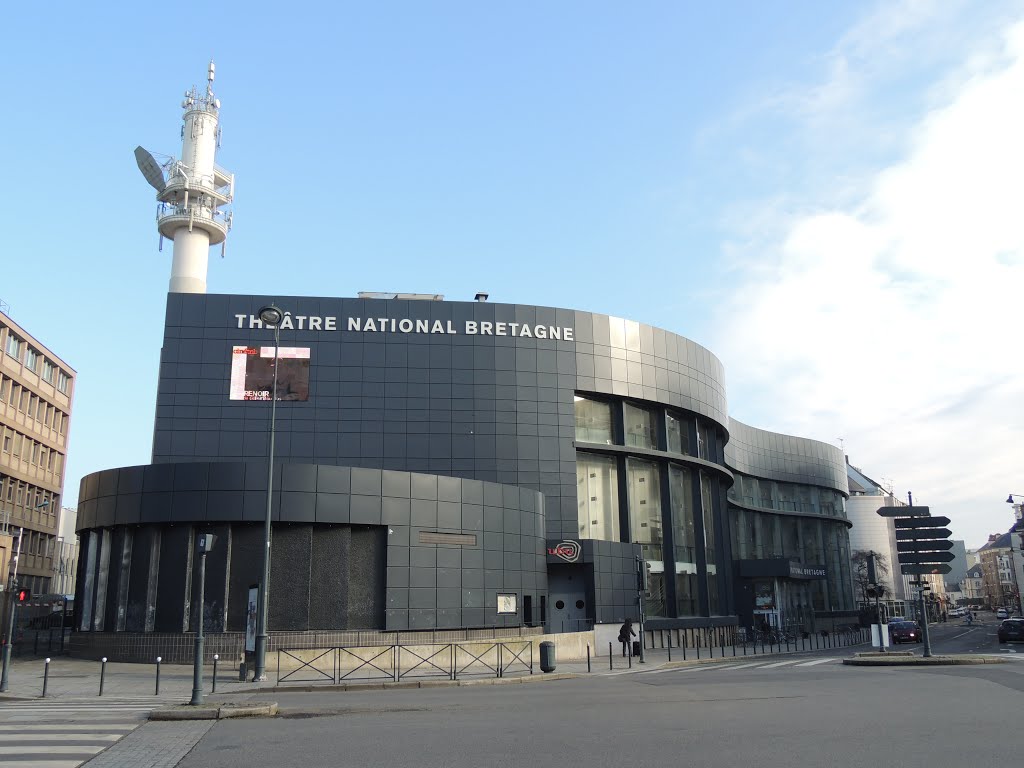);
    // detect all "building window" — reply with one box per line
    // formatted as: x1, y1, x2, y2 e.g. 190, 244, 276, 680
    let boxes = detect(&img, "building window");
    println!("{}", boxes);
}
701, 472, 720, 614
1, 428, 9, 453
573, 396, 615, 445
0, 376, 7, 401
666, 412, 691, 455
623, 403, 656, 450
627, 458, 666, 617
4, 334, 19, 358
24, 348, 39, 371
696, 421, 710, 460
57, 371, 70, 394
576, 452, 620, 541
670, 465, 698, 616
42, 360, 55, 383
